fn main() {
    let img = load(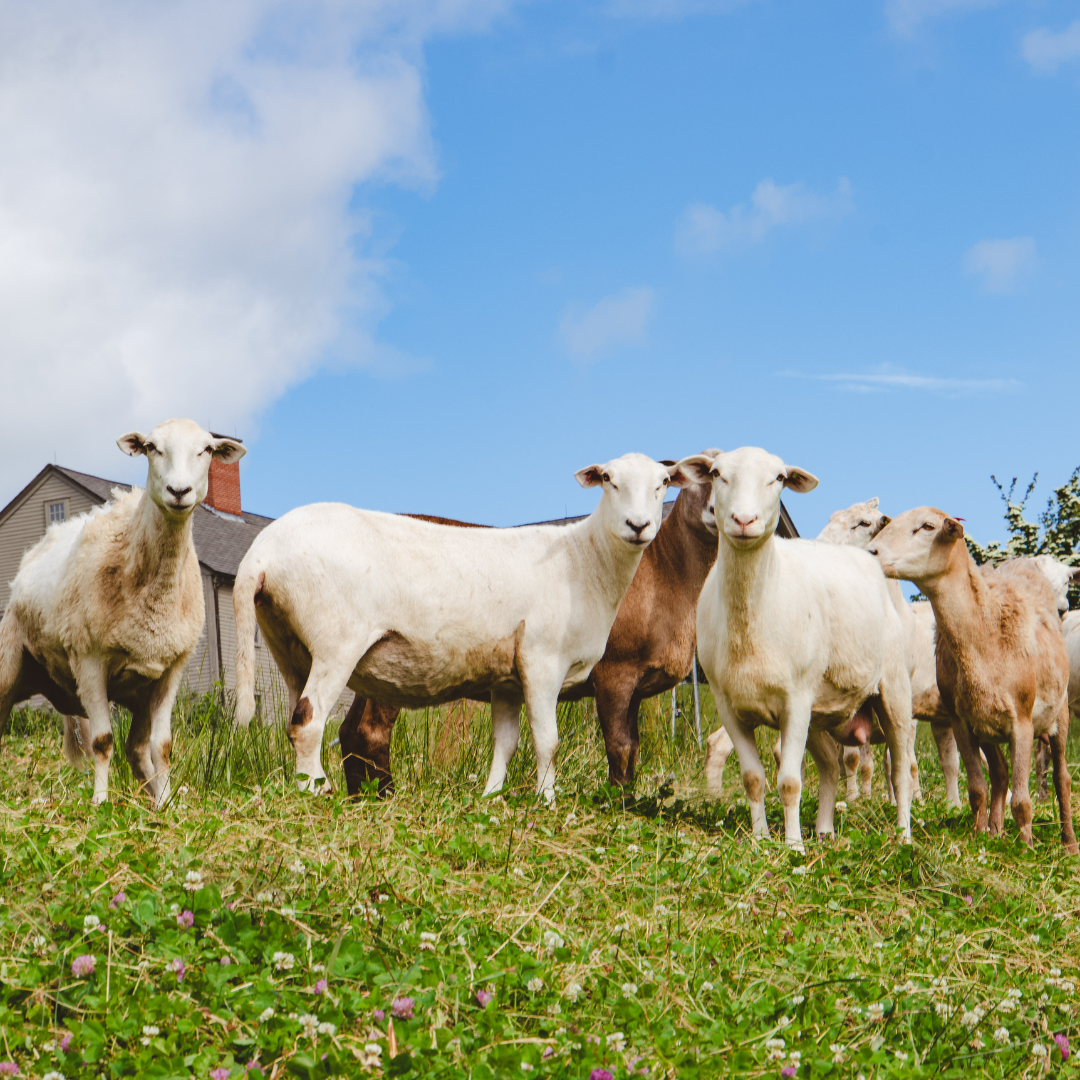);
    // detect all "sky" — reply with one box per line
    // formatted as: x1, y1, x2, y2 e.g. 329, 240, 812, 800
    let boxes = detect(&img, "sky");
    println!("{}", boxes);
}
1, 0, 1078, 543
